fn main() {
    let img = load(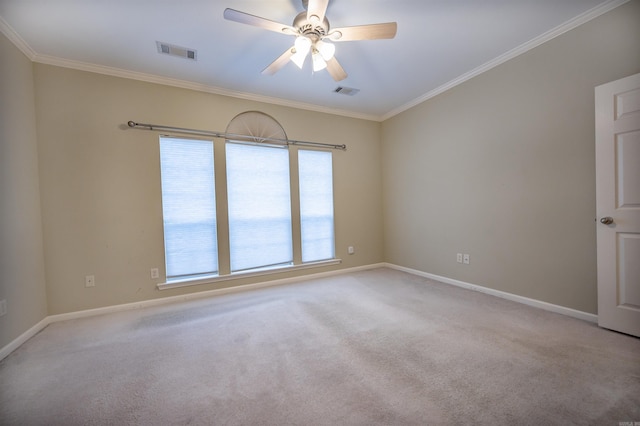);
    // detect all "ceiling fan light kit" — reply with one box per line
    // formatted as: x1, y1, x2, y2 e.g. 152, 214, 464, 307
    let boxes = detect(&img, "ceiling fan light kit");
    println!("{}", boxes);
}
316, 40, 335, 61
223, 0, 397, 82
295, 36, 312, 55
291, 49, 307, 69
290, 36, 312, 69
312, 51, 327, 72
